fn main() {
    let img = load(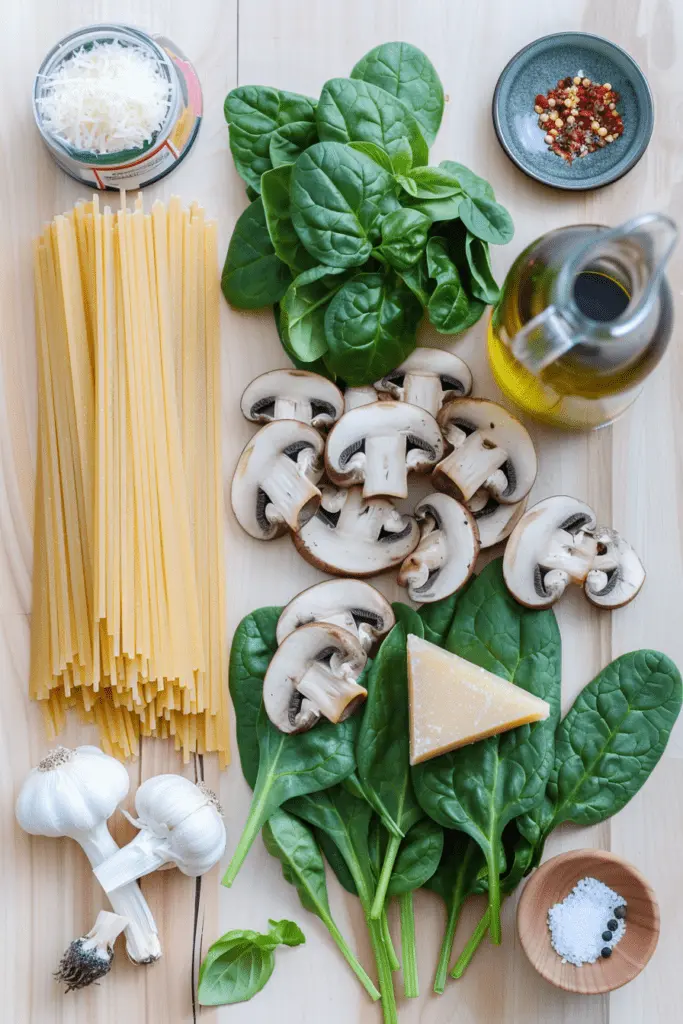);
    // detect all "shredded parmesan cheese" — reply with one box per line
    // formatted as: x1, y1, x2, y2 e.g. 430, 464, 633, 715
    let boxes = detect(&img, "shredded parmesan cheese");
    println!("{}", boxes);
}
37, 40, 172, 154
